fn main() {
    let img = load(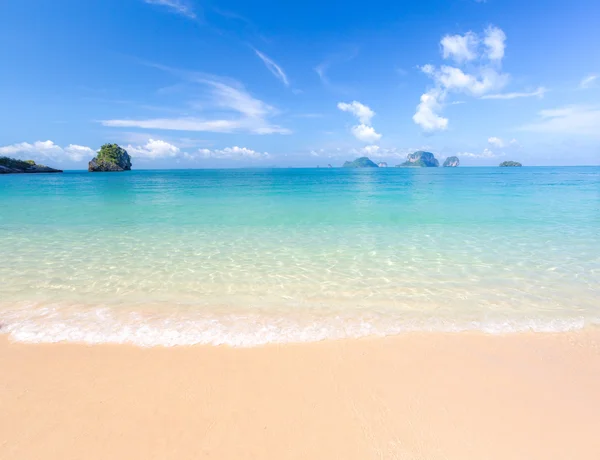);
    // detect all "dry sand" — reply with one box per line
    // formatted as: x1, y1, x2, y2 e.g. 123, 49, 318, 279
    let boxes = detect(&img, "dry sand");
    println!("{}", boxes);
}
2, 331, 600, 460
